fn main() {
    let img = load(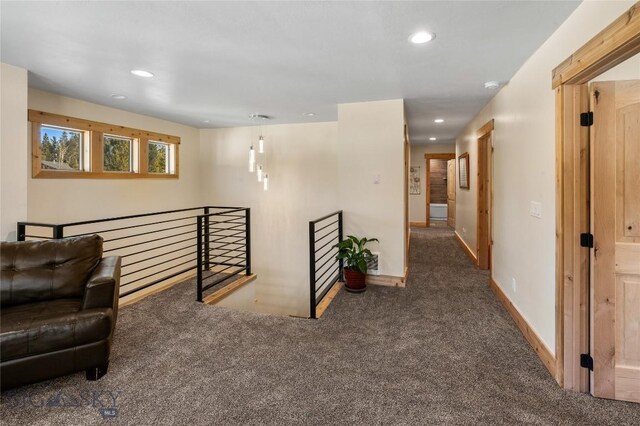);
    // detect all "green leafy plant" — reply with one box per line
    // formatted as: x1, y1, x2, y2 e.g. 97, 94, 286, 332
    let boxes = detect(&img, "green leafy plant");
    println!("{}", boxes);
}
333, 235, 379, 274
